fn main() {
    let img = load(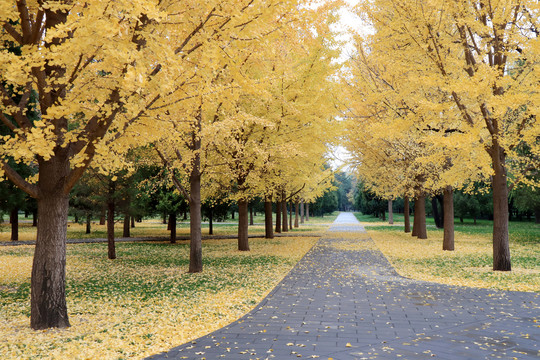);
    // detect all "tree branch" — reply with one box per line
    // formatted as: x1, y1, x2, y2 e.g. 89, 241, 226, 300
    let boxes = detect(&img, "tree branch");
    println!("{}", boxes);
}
1, 161, 38, 198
